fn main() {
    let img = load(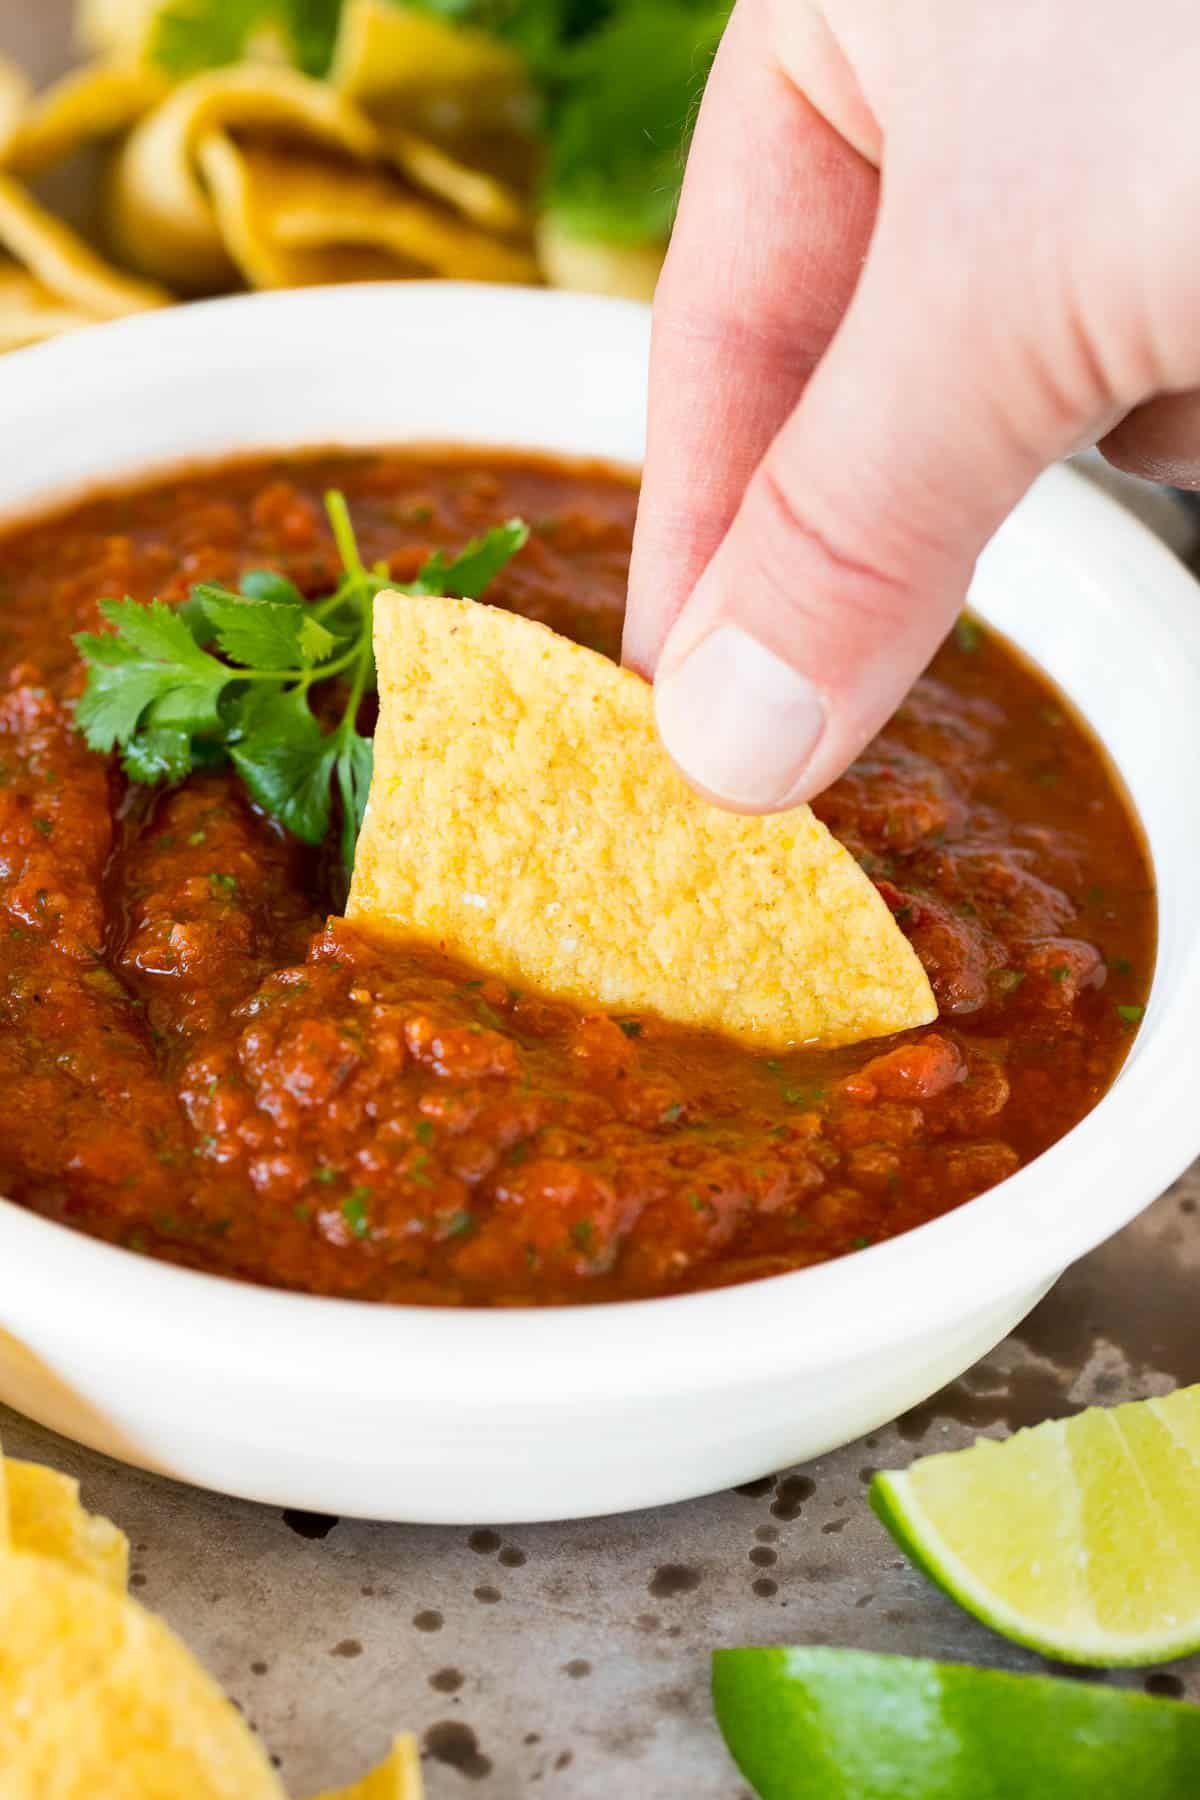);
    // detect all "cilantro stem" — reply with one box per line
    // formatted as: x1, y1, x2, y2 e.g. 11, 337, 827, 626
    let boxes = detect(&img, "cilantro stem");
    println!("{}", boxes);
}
335, 599, 375, 746
326, 489, 366, 583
